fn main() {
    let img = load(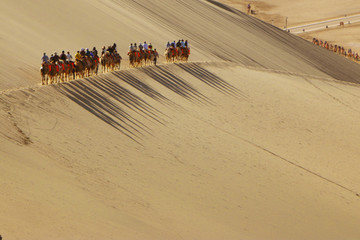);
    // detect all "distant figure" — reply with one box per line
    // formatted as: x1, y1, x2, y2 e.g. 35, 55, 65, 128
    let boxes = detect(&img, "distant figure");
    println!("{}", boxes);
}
153, 49, 159, 66
247, 3, 251, 14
